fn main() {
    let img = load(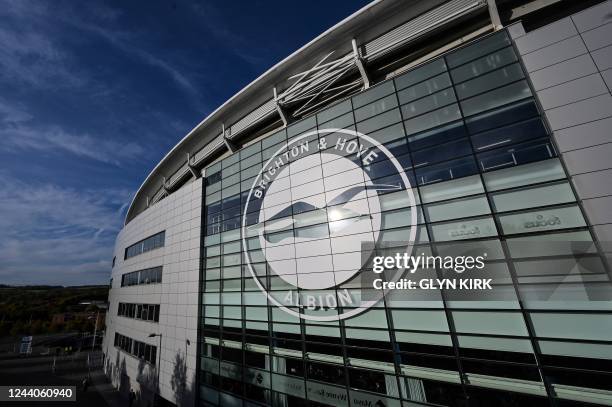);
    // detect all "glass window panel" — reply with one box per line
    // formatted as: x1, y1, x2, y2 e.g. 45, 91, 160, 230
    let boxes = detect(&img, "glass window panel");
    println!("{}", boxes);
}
460, 80, 532, 117
223, 152, 240, 168
391, 310, 449, 332
294, 208, 328, 228
224, 306, 242, 319
240, 153, 262, 170
305, 324, 341, 338
222, 162, 240, 178
400, 88, 457, 120
223, 172, 240, 188
221, 228, 241, 243
354, 94, 398, 122
434, 238, 505, 260
430, 216, 497, 242
222, 184, 240, 199
241, 141, 261, 158
207, 161, 222, 175
498, 205, 586, 235
420, 174, 484, 204
411, 138, 471, 167
483, 158, 565, 192
398, 72, 452, 105
465, 98, 539, 134
368, 123, 405, 144
207, 191, 221, 205
206, 268, 221, 280
345, 328, 390, 341
318, 111, 354, 130
425, 195, 490, 222
459, 336, 533, 353
506, 230, 597, 259
408, 120, 467, 151
207, 256, 221, 268
241, 164, 262, 181
403, 104, 461, 136
352, 80, 395, 108
394, 58, 447, 90
455, 63, 524, 100
471, 117, 547, 152
344, 309, 388, 328
223, 241, 241, 254
477, 138, 556, 172
206, 246, 221, 257
415, 156, 478, 186
223, 266, 242, 279
262, 130, 286, 149
381, 207, 416, 229
531, 313, 612, 341
368, 156, 410, 179
445, 31, 511, 68
452, 311, 528, 336
206, 181, 221, 195
513, 255, 606, 279
395, 331, 452, 347
356, 108, 402, 134
491, 181, 575, 212
539, 340, 612, 360
377, 189, 421, 211
287, 115, 316, 137
317, 99, 352, 124
451, 46, 518, 83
